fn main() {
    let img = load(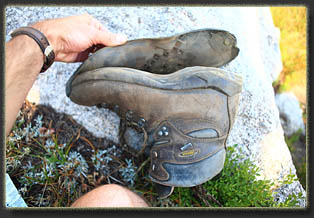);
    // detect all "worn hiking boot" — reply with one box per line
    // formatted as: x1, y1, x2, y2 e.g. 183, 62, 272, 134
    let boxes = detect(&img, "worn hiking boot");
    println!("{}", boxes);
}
66, 28, 239, 96
66, 66, 242, 198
